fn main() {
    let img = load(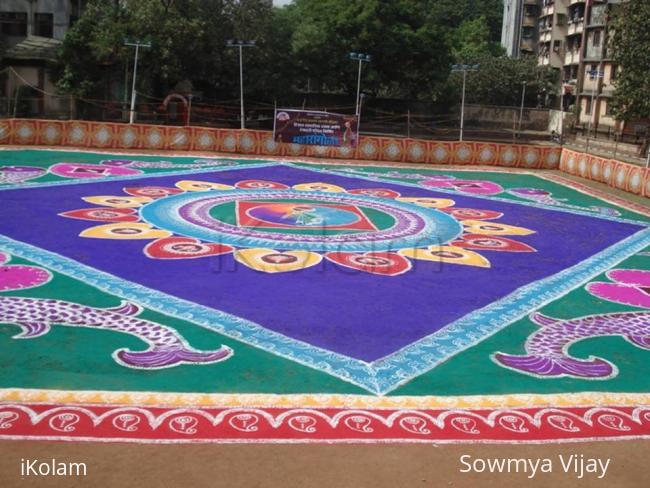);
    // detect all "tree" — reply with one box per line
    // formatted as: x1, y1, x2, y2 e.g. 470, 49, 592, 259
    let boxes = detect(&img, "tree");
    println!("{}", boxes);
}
54, 0, 288, 101
447, 56, 558, 107
426, 0, 504, 43
53, 1, 127, 98
286, 0, 451, 100
609, 0, 650, 121
451, 16, 504, 63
